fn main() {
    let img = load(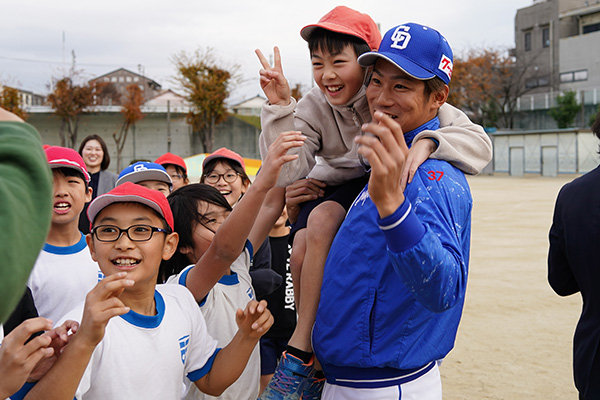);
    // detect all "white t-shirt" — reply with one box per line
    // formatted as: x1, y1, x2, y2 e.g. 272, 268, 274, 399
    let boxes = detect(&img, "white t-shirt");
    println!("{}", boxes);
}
58, 284, 219, 400
168, 241, 260, 400
28, 233, 102, 324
